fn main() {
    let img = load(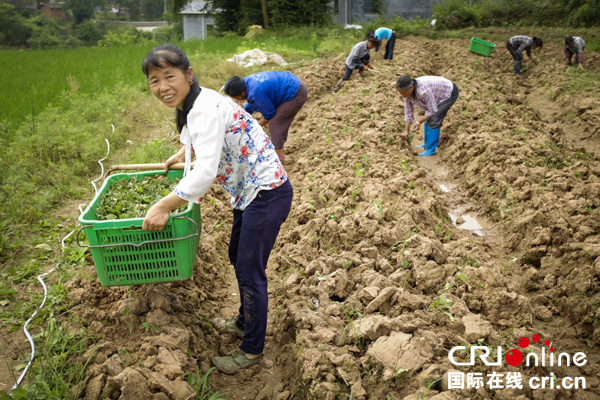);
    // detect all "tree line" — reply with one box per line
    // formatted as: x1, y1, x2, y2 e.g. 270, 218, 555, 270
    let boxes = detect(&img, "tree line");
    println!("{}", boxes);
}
1, 0, 598, 50
433, 0, 600, 29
